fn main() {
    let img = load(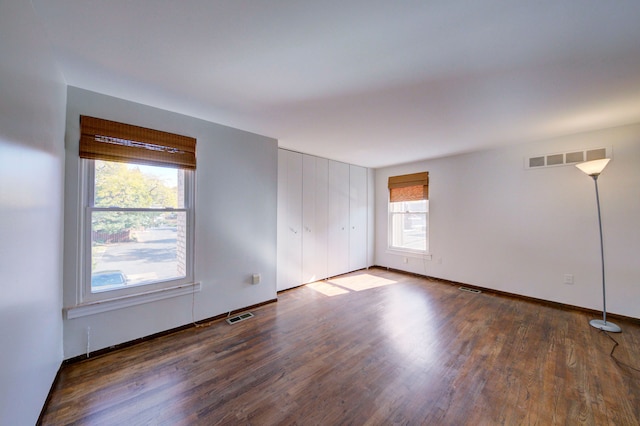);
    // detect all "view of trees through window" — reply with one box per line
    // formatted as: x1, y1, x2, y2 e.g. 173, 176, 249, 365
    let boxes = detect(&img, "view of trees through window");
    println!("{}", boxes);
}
91, 160, 186, 292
